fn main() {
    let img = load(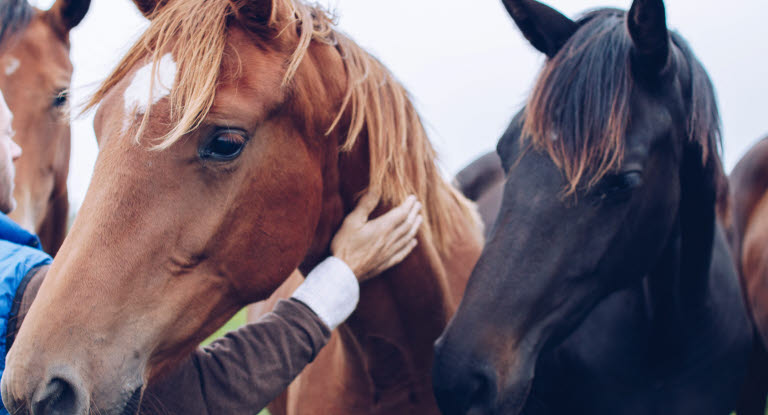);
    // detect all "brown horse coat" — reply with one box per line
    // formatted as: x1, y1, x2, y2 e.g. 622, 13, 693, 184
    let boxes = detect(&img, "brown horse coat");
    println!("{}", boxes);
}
2, 1, 483, 414
251, 213, 482, 415
726, 135, 768, 414
729, 136, 768, 335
